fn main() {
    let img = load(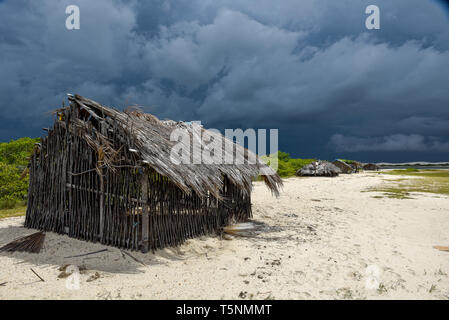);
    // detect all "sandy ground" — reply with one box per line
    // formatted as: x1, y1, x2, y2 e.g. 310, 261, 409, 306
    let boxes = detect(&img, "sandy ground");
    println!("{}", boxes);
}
1, 172, 449, 300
